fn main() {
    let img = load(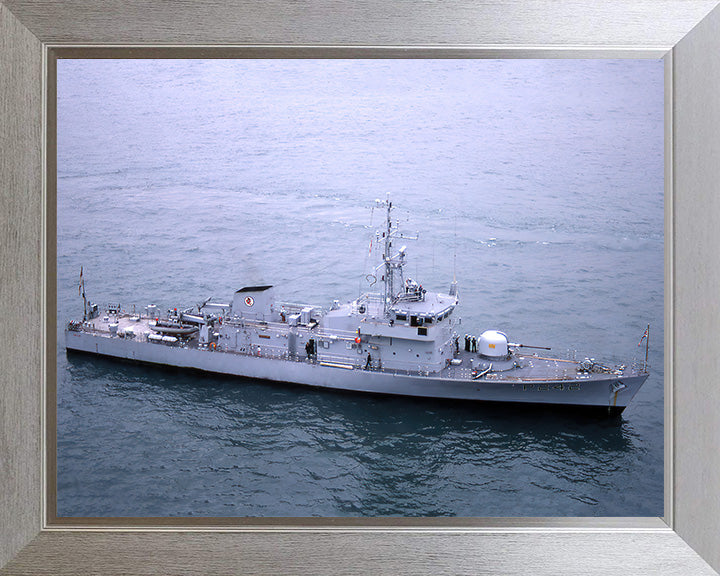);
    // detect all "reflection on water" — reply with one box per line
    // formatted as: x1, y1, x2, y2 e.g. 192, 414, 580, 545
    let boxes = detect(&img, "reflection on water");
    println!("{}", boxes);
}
62, 353, 642, 517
